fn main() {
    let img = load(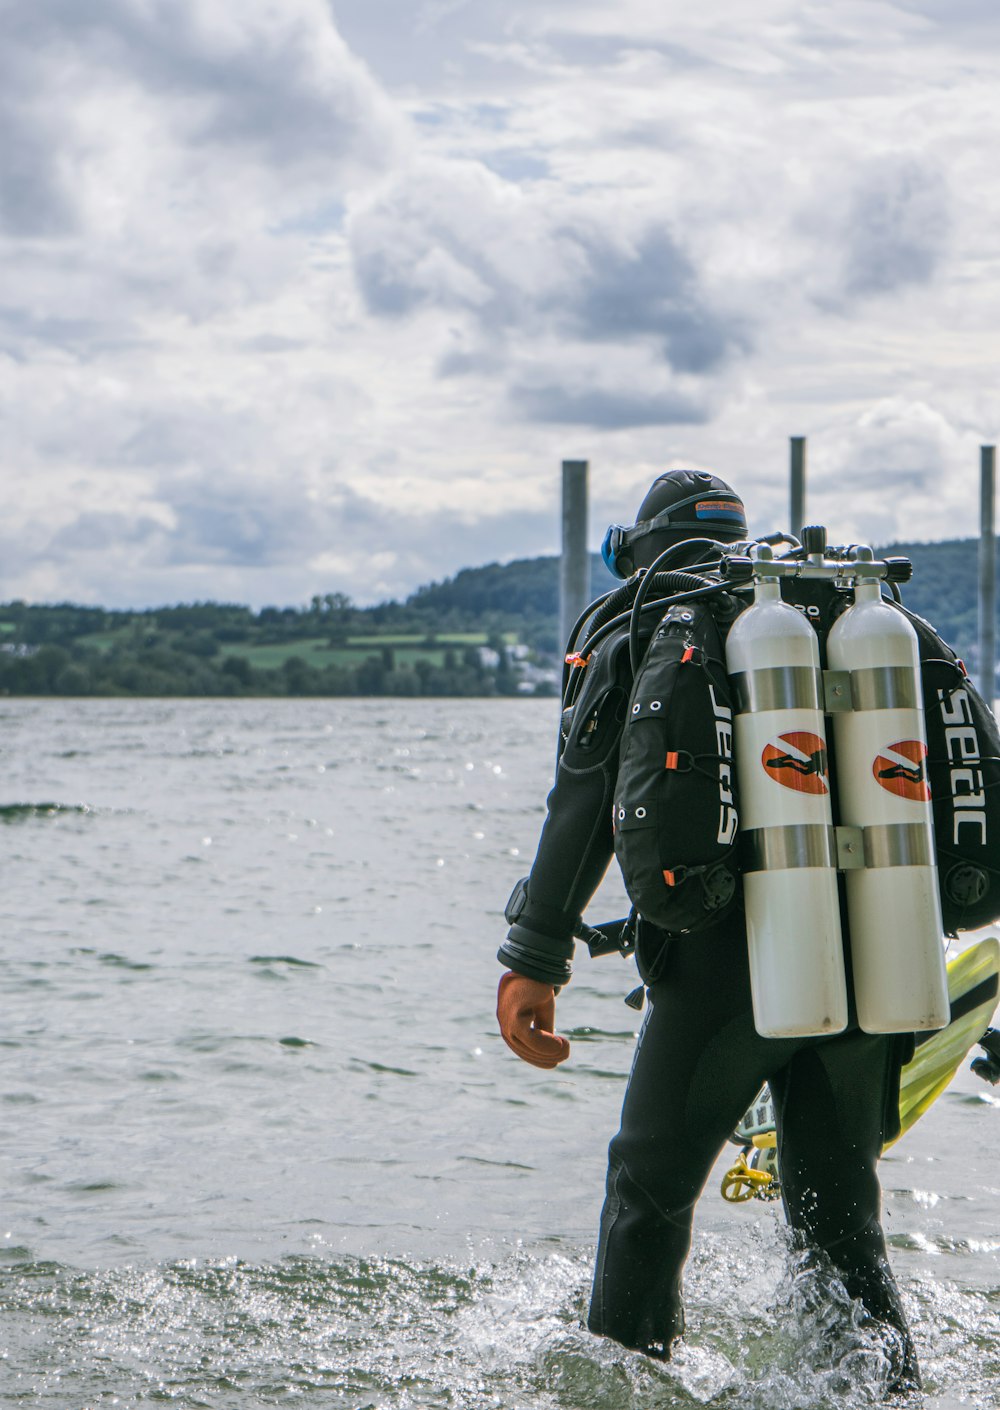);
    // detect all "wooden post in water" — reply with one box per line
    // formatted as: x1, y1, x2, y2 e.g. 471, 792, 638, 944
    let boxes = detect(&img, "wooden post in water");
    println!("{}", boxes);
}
980, 445, 996, 701
560, 460, 589, 654
790, 436, 807, 538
